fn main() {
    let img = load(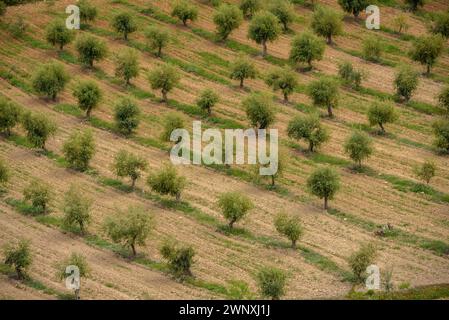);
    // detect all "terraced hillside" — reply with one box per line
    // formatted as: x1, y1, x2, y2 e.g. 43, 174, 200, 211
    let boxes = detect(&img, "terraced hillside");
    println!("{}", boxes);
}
0, 0, 448, 300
